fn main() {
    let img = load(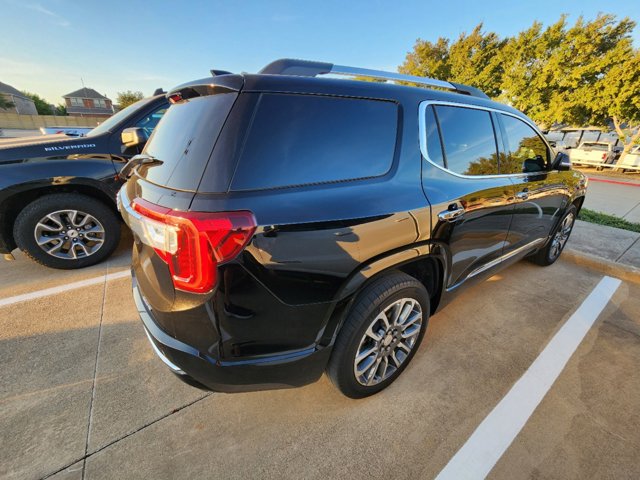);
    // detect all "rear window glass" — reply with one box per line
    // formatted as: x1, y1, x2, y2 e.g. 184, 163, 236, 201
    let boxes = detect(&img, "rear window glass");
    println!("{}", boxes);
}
230, 94, 397, 190
140, 93, 237, 191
